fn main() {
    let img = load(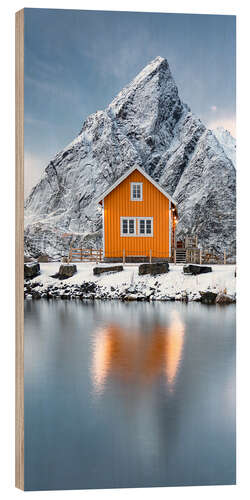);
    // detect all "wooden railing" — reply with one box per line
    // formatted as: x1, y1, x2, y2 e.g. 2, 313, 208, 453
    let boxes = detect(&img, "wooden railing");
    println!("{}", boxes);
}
186, 248, 202, 264
68, 248, 103, 263
185, 235, 198, 248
